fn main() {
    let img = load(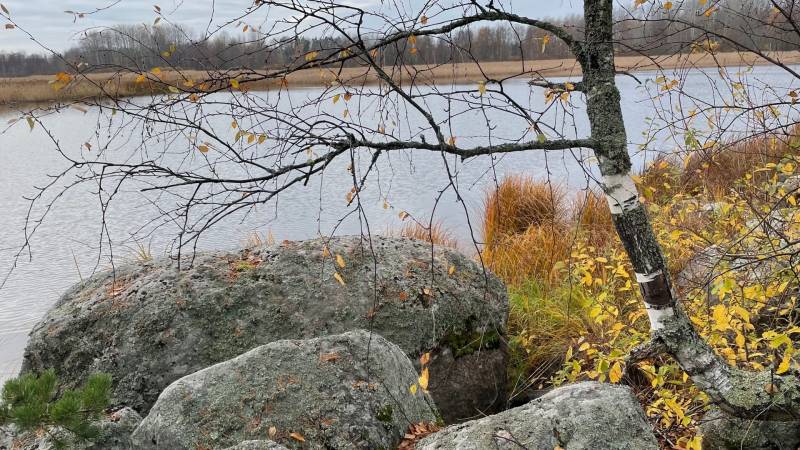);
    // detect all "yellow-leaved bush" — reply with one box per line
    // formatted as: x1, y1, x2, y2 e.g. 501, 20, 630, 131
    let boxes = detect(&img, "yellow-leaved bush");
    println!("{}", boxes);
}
487, 136, 800, 448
